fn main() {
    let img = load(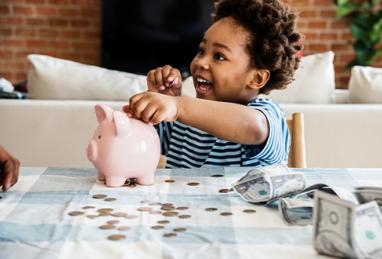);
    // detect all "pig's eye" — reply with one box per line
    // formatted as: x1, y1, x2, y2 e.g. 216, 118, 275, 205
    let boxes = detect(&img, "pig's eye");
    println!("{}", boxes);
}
98, 135, 101, 139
